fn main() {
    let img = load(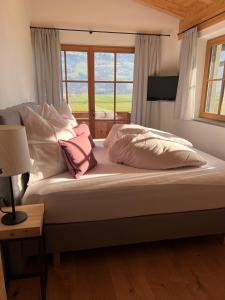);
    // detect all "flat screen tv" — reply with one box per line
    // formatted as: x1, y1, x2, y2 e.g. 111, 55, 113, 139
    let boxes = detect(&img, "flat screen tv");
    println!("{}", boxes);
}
147, 76, 179, 101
